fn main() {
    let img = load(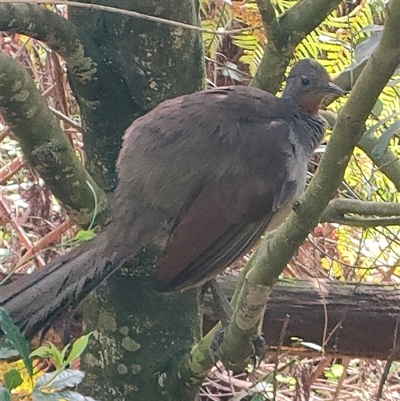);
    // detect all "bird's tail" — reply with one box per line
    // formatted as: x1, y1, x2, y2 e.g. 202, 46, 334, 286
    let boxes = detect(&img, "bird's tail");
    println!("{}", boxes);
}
0, 231, 126, 339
